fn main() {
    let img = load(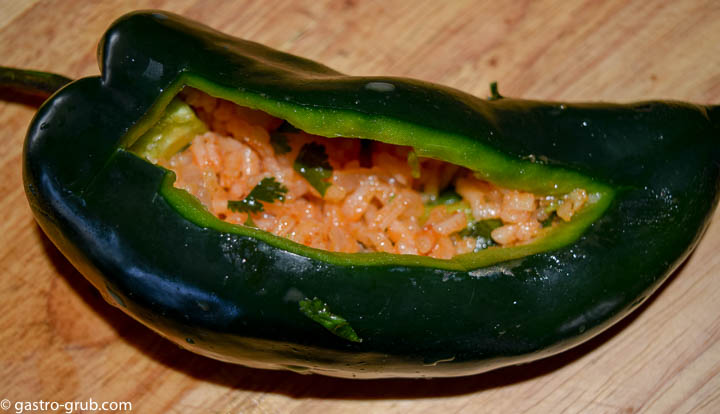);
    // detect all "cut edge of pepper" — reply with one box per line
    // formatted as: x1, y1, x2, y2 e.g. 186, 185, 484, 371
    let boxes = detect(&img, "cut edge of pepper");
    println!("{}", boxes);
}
122, 73, 615, 272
